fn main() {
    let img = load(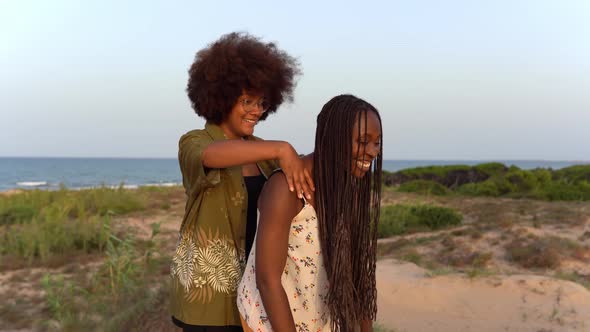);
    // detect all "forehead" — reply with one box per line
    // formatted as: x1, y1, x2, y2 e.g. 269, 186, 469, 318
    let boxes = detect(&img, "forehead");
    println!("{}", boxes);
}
241, 89, 265, 98
353, 111, 381, 135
